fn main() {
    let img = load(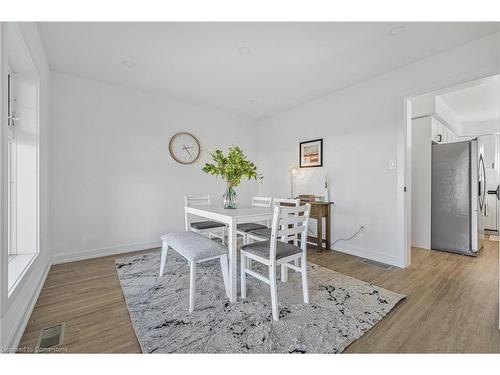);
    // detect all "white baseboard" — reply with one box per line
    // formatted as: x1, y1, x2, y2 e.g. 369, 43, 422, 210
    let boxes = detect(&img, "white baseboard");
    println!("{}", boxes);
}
332, 243, 405, 268
6, 262, 51, 351
51, 240, 162, 265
